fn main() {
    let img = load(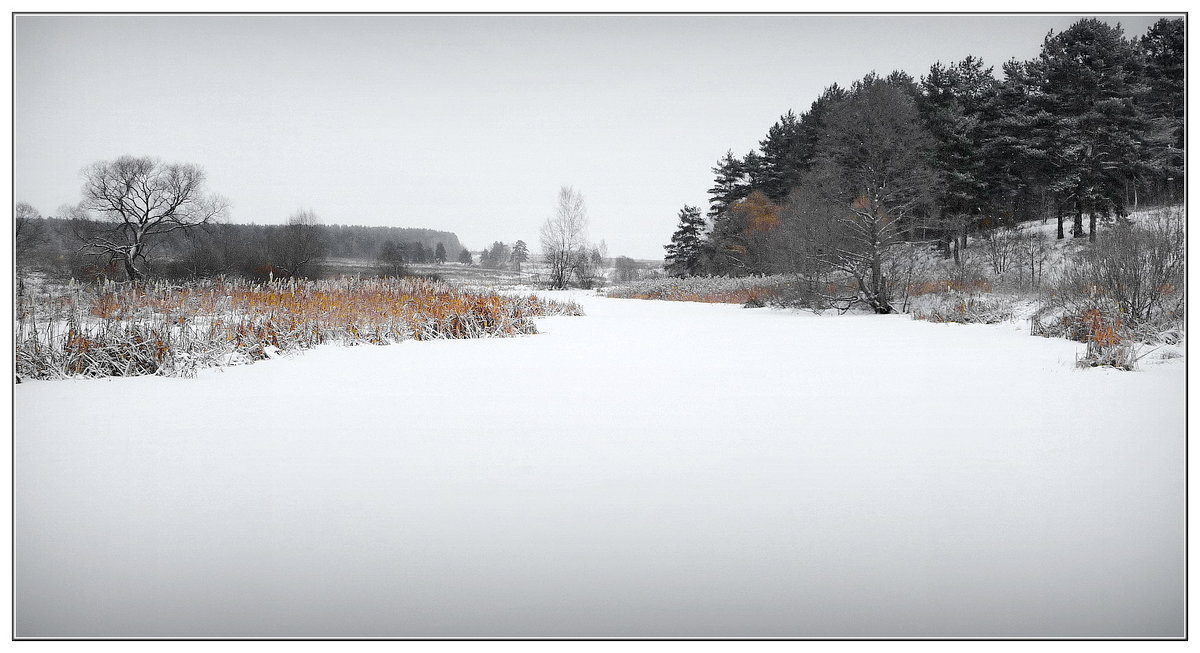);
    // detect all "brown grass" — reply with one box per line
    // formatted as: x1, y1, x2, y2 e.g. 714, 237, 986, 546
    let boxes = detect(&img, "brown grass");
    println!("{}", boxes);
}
16, 277, 583, 380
